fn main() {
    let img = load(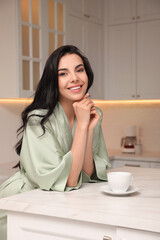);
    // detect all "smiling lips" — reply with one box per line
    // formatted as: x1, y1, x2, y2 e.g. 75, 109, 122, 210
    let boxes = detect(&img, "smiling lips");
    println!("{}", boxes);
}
68, 85, 82, 92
